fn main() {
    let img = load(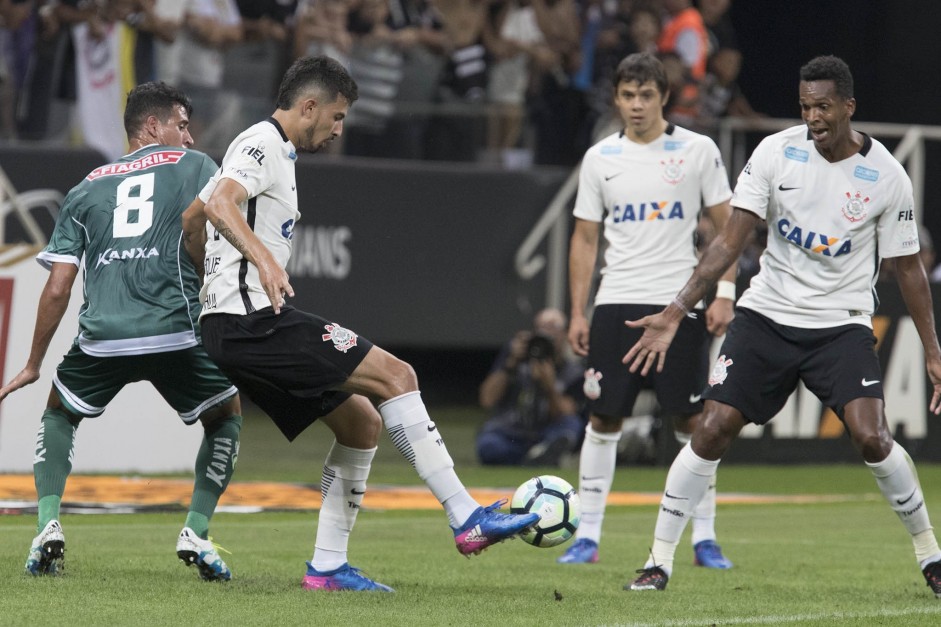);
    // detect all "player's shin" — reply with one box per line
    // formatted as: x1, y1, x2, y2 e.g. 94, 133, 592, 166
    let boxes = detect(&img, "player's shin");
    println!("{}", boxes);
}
33, 408, 80, 531
378, 391, 477, 527
574, 425, 621, 543
867, 441, 941, 566
187, 414, 242, 538
648, 443, 719, 575
312, 442, 376, 571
